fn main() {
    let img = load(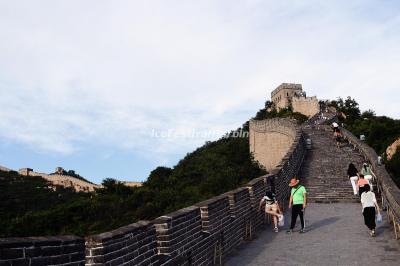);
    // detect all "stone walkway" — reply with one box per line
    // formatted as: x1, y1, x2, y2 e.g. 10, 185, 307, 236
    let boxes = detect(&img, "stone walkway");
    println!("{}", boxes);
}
226, 203, 400, 266
301, 126, 364, 203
